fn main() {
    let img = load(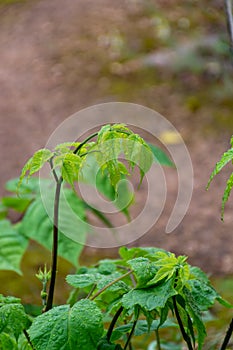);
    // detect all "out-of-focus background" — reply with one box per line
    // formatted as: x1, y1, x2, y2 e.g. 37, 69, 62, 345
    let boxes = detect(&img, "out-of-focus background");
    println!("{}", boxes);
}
0, 0, 233, 307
